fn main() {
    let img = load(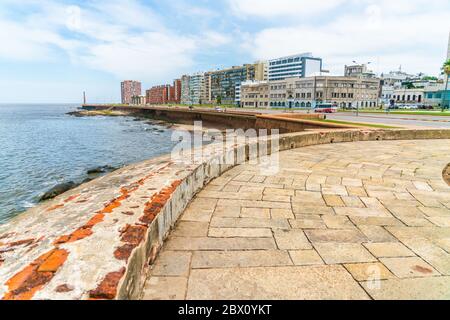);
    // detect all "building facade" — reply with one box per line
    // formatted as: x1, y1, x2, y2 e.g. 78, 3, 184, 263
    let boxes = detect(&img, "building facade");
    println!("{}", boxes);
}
180, 75, 190, 105
146, 79, 181, 105
146, 85, 169, 105
121, 80, 142, 105
240, 81, 270, 108
391, 88, 424, 105
131, 95, 146, 105
268, 53, 322, 81
344, 64, 376, 78
209, 64, 258, 105
188, 73, 206, 105
168, 79, 181, 104
424, 86, 450, 107
268, 76, 380, 109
